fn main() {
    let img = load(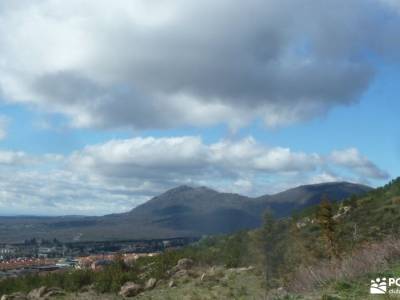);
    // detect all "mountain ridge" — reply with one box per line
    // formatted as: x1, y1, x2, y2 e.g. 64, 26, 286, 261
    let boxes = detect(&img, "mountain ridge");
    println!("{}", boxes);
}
0, 181, 372, 243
